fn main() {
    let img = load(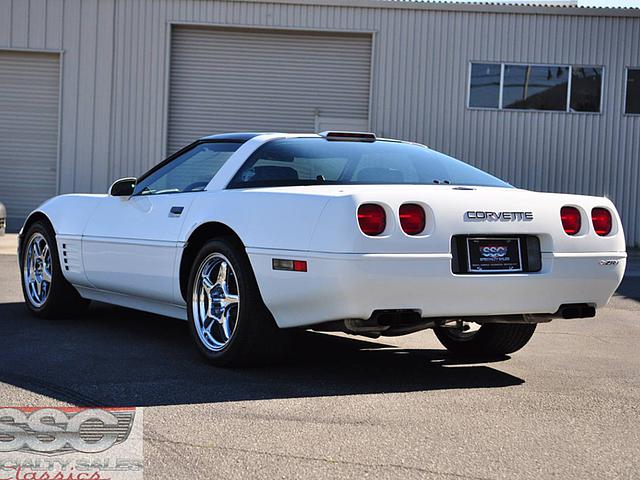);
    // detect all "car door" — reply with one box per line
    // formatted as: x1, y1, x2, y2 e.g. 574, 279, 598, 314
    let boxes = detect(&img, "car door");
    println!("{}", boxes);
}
82, 141, 243, 304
